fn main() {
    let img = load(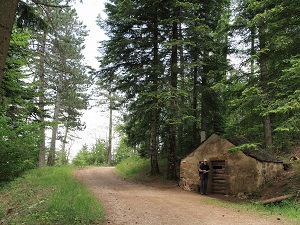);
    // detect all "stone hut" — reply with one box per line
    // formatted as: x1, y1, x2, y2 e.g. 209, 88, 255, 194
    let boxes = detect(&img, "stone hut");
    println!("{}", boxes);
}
179, 133, 284, 195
